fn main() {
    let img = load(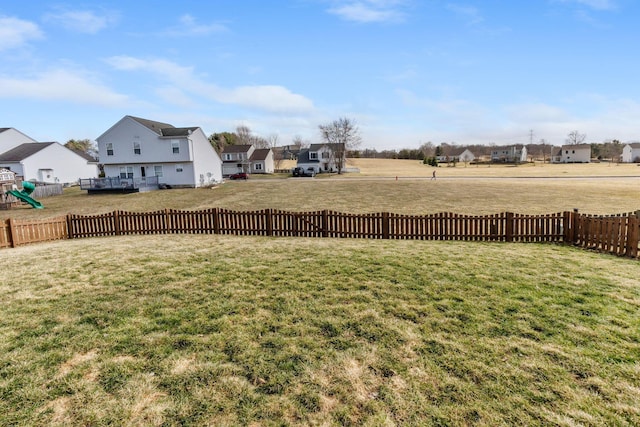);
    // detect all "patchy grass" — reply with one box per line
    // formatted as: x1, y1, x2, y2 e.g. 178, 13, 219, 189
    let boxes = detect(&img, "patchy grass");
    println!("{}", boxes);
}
0, 235, 639, 425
